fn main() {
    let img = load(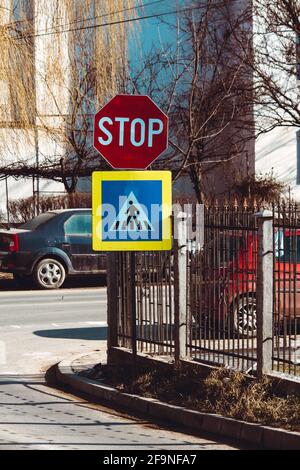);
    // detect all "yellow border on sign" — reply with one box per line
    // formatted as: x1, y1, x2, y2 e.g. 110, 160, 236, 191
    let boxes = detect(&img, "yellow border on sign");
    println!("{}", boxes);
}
92, 171, 172, 251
